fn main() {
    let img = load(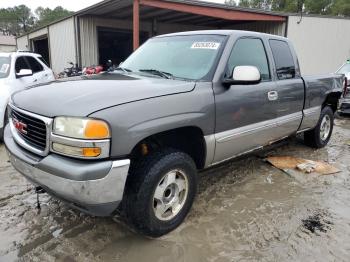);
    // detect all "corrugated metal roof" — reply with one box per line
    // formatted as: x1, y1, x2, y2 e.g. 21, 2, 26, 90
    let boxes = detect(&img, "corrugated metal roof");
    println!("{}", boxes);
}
0, 35, 16, 46
17, 0, 288, 38
76, 0, 287, 17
